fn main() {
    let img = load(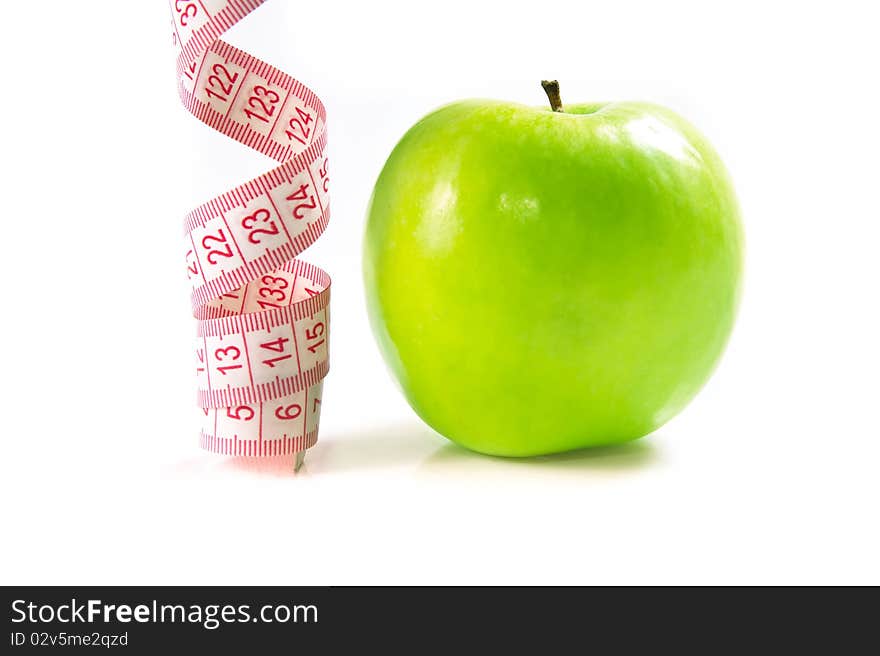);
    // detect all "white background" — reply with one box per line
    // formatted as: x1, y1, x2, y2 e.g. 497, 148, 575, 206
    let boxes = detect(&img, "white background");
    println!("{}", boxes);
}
0, 0, 877, 584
